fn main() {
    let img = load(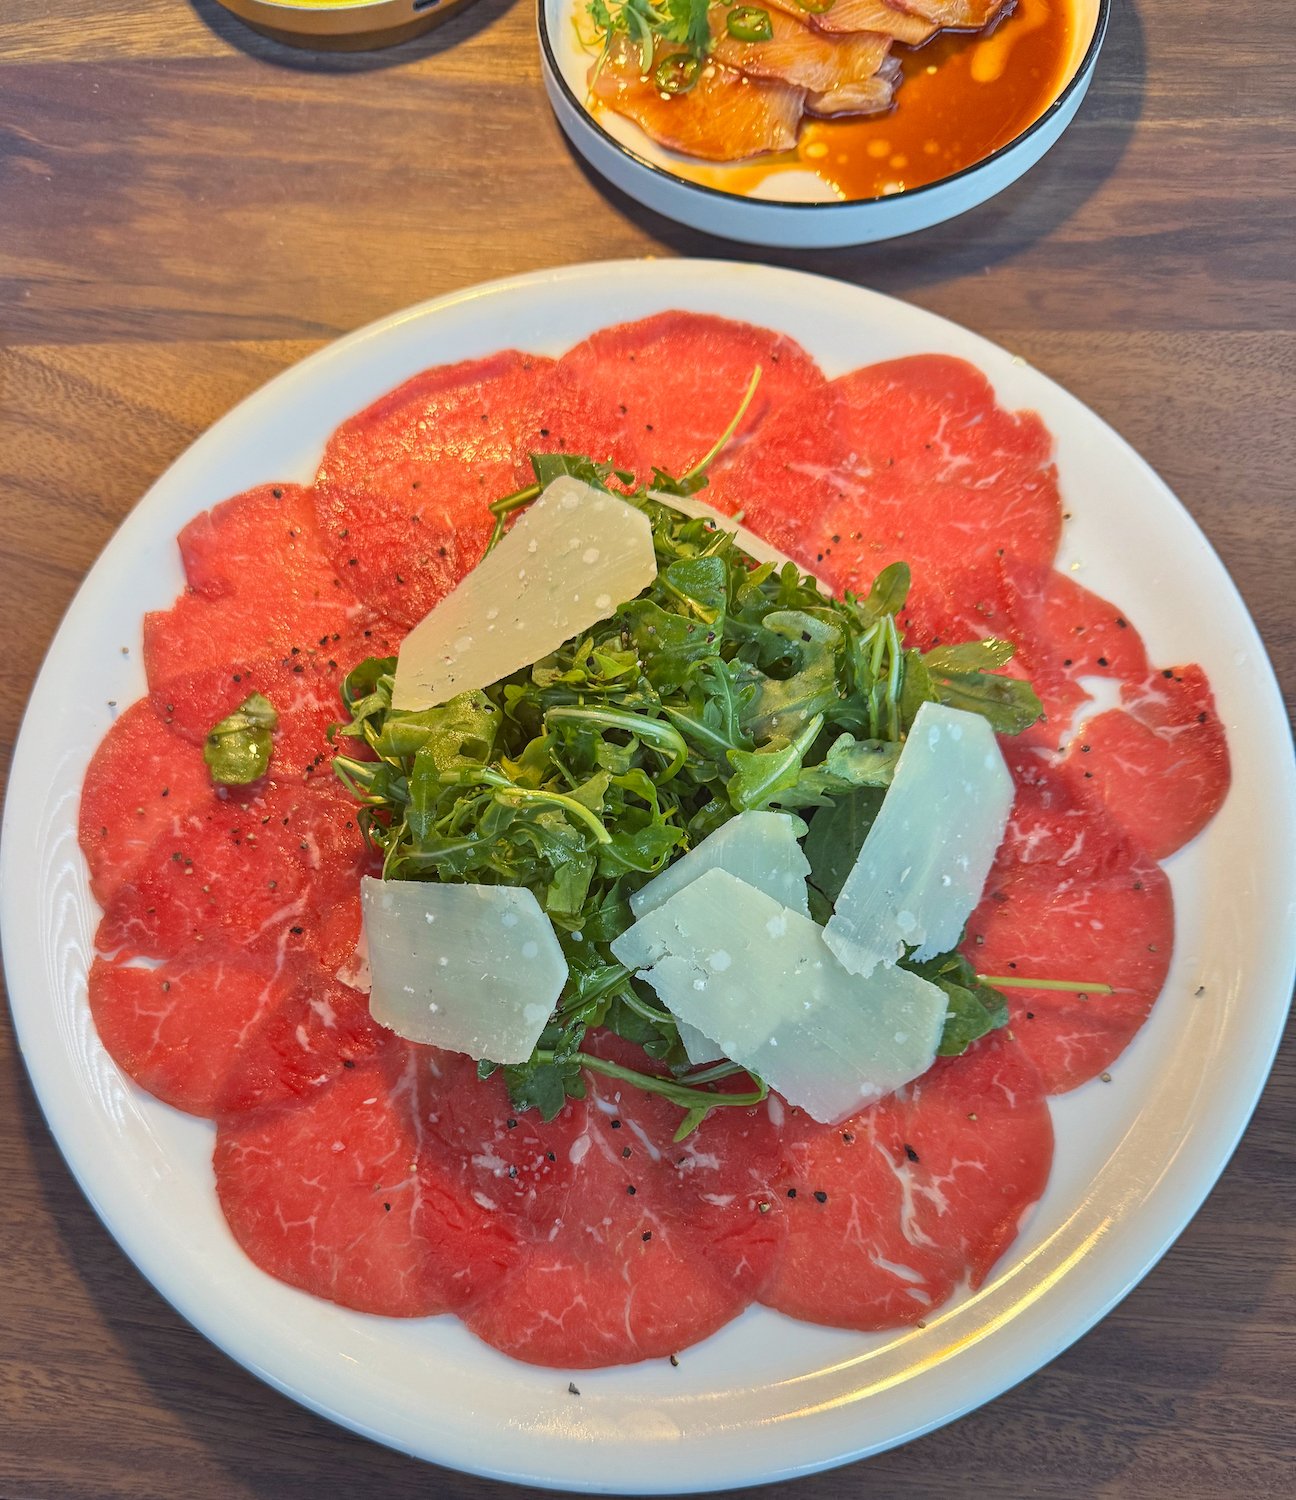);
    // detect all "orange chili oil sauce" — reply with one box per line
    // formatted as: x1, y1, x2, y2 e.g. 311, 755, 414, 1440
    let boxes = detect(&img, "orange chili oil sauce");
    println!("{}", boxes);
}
670, 0, 1077, 201
808, 0, 1075, 198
